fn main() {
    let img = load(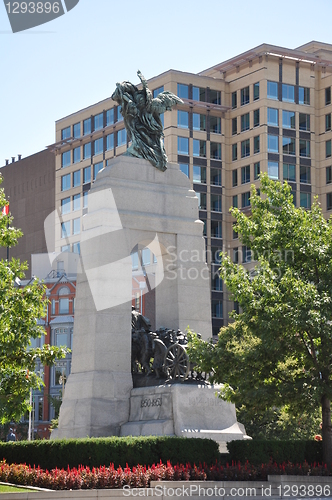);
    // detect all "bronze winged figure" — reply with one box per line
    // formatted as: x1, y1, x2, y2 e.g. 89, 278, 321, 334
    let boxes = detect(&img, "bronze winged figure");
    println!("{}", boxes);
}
111, 70, 183, 171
